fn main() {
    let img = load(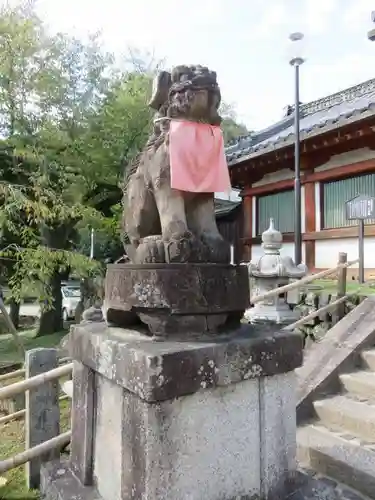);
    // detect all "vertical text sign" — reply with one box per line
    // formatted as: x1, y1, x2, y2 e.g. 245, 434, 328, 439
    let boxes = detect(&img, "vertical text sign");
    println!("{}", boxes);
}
346, 194, 375, 221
